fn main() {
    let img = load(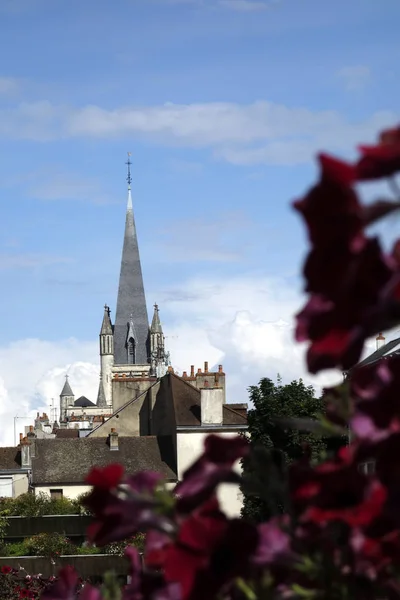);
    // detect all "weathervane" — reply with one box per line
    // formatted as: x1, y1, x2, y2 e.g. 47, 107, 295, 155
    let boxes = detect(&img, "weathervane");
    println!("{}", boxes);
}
126, 152, 132, 188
